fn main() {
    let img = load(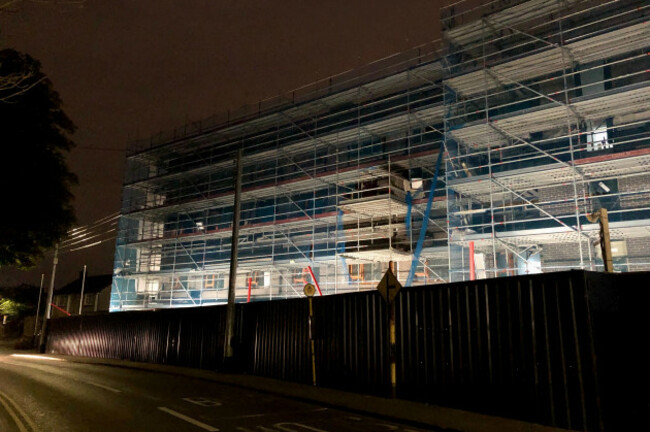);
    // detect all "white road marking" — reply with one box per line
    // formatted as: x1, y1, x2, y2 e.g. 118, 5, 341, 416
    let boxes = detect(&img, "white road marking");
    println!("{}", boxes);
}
0, 390, 37, 432
182, 396, 222, 406
209, 406, 329, 421
10, 354, 64, 362
84, 381, 122, 393
372, 425, 399, 431
158, 406, 220, 431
